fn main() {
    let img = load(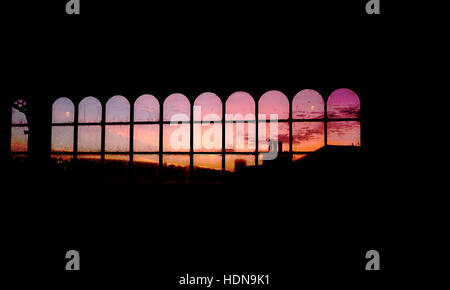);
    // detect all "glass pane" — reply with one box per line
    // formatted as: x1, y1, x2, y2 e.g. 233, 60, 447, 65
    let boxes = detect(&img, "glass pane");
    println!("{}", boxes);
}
193, 122, 222, 152
258, 90, 289, 120
225, 154, 255, 172
78, 125, 101, 152
52, 97, 75, 123
327, 88, 360, 119
106, 95, 130, 122
327, 121, 361, 146
79, 97, 102, 123
11, 106, 27, 125
51, 126, 74, 152
134, 154, 159, 181
134, 125, 159, 152
258, 122, 289, 153
51, 154, 74, 170
292, 122, 324, 151
134, 94, 159, 122
162, 154, 190, 183
194, 154, 222, 171
194, 92, 222, 121
77, 154, 101, 163
163, 124, 190, 152
293, 154, 307, 162
11, 127, 28, 152
292, 89, 324, 119
193, 154, 222, 183
258, 152, 291, 166
163, 93, 190, 121
225, 122, 256, 152
225, 91, 255, 120
105, 125, 130, 152
51, 154, 74, 162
